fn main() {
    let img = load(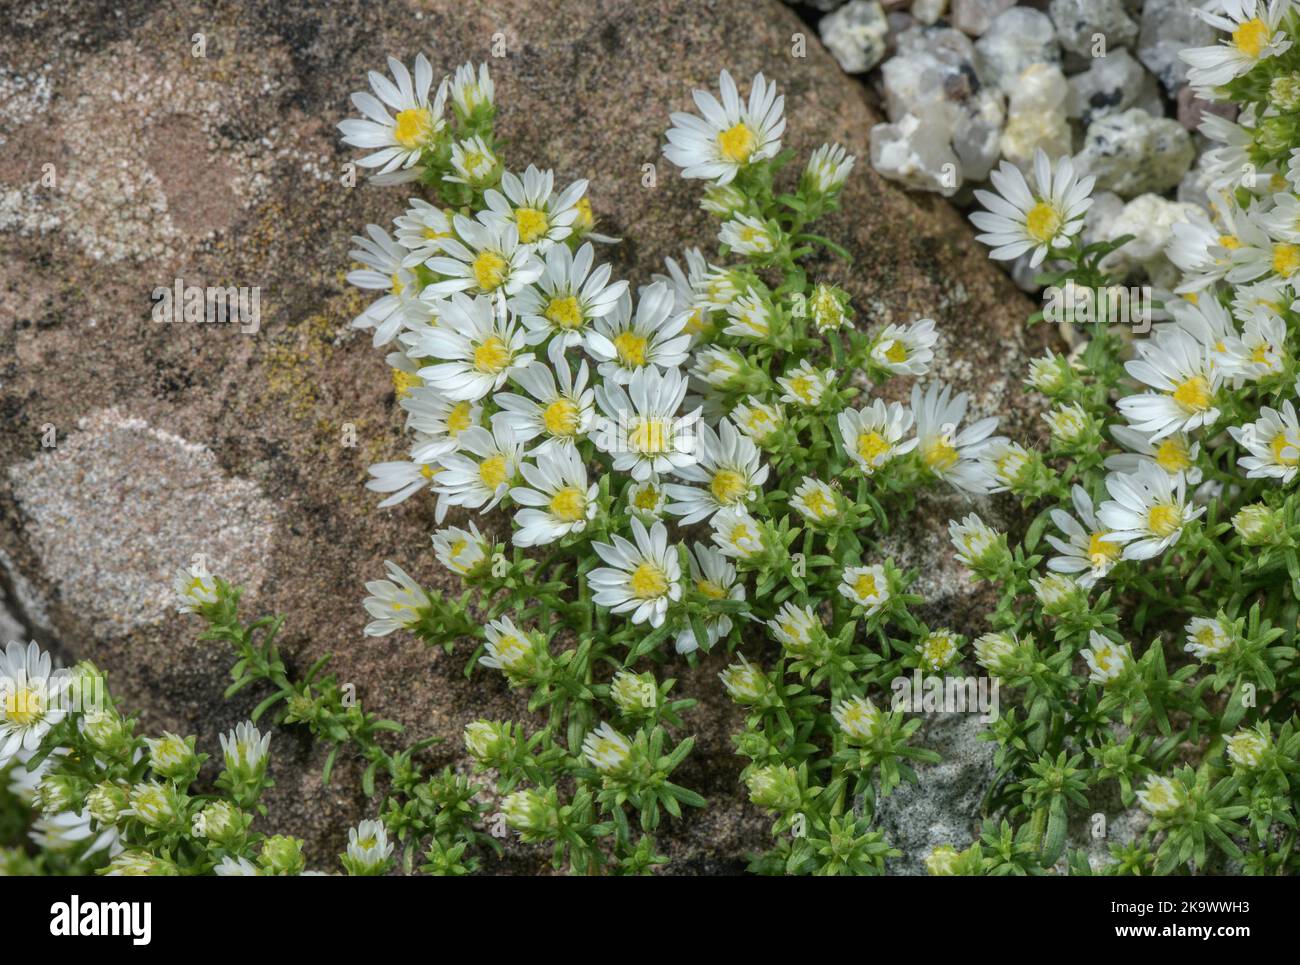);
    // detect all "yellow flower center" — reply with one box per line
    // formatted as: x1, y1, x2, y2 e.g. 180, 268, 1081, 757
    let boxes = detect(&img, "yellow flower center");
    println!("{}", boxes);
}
542, 398, 580, 437
710, 468, 749, 505
1218, 234, 1241, 250
575, 197, 594, 230
1271, 432, 1300, 466
856, 431, 890, 466
633, 485, 661, 511
390, 272, 405, 297
1251, 342, 1277, 367
884, 340, 908, 364
472, 251, 509, 291
473, 335, 511, 374
514, 207, 549, 244
922, 436, 959, 472
1087, 531, 1120, 566
629, 417, 670, 454
392, 368, 421, 398
614, 330, 649, 367
479, 454, 509, 490
1272, 242, 1300, 277
1148, 503, 1182, 538
1025, 200, 1063, 243
629, 561, 669, 599
788, 376, 815, 403
718, 122, 757, 163
697, 579, 726, 600
1172, 375, 1211, 413
545, 295, 584, 330
420, 464, 439, 480
800, 487, 835, 519
447, 401, 474, 436
852, 572, 879, 600
549, 486, 588, 522
393, 107, 435, 149
1234, 17, 1270, 58
4, 687, 41, 726
1155, 437, 1192, 473
683, 309, 706, 335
